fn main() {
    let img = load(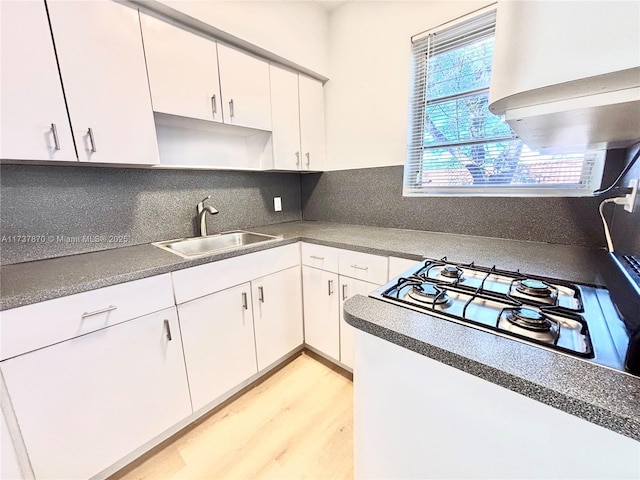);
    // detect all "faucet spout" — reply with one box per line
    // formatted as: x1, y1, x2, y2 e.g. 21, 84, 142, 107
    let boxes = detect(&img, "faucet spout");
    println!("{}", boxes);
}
196, 196, 219, 236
